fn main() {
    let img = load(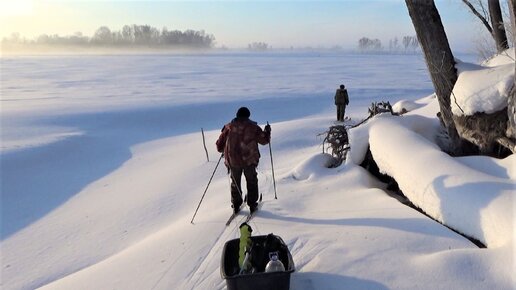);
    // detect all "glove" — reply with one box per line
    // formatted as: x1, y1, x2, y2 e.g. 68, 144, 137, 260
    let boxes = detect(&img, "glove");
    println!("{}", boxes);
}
265, 124, 271, 133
